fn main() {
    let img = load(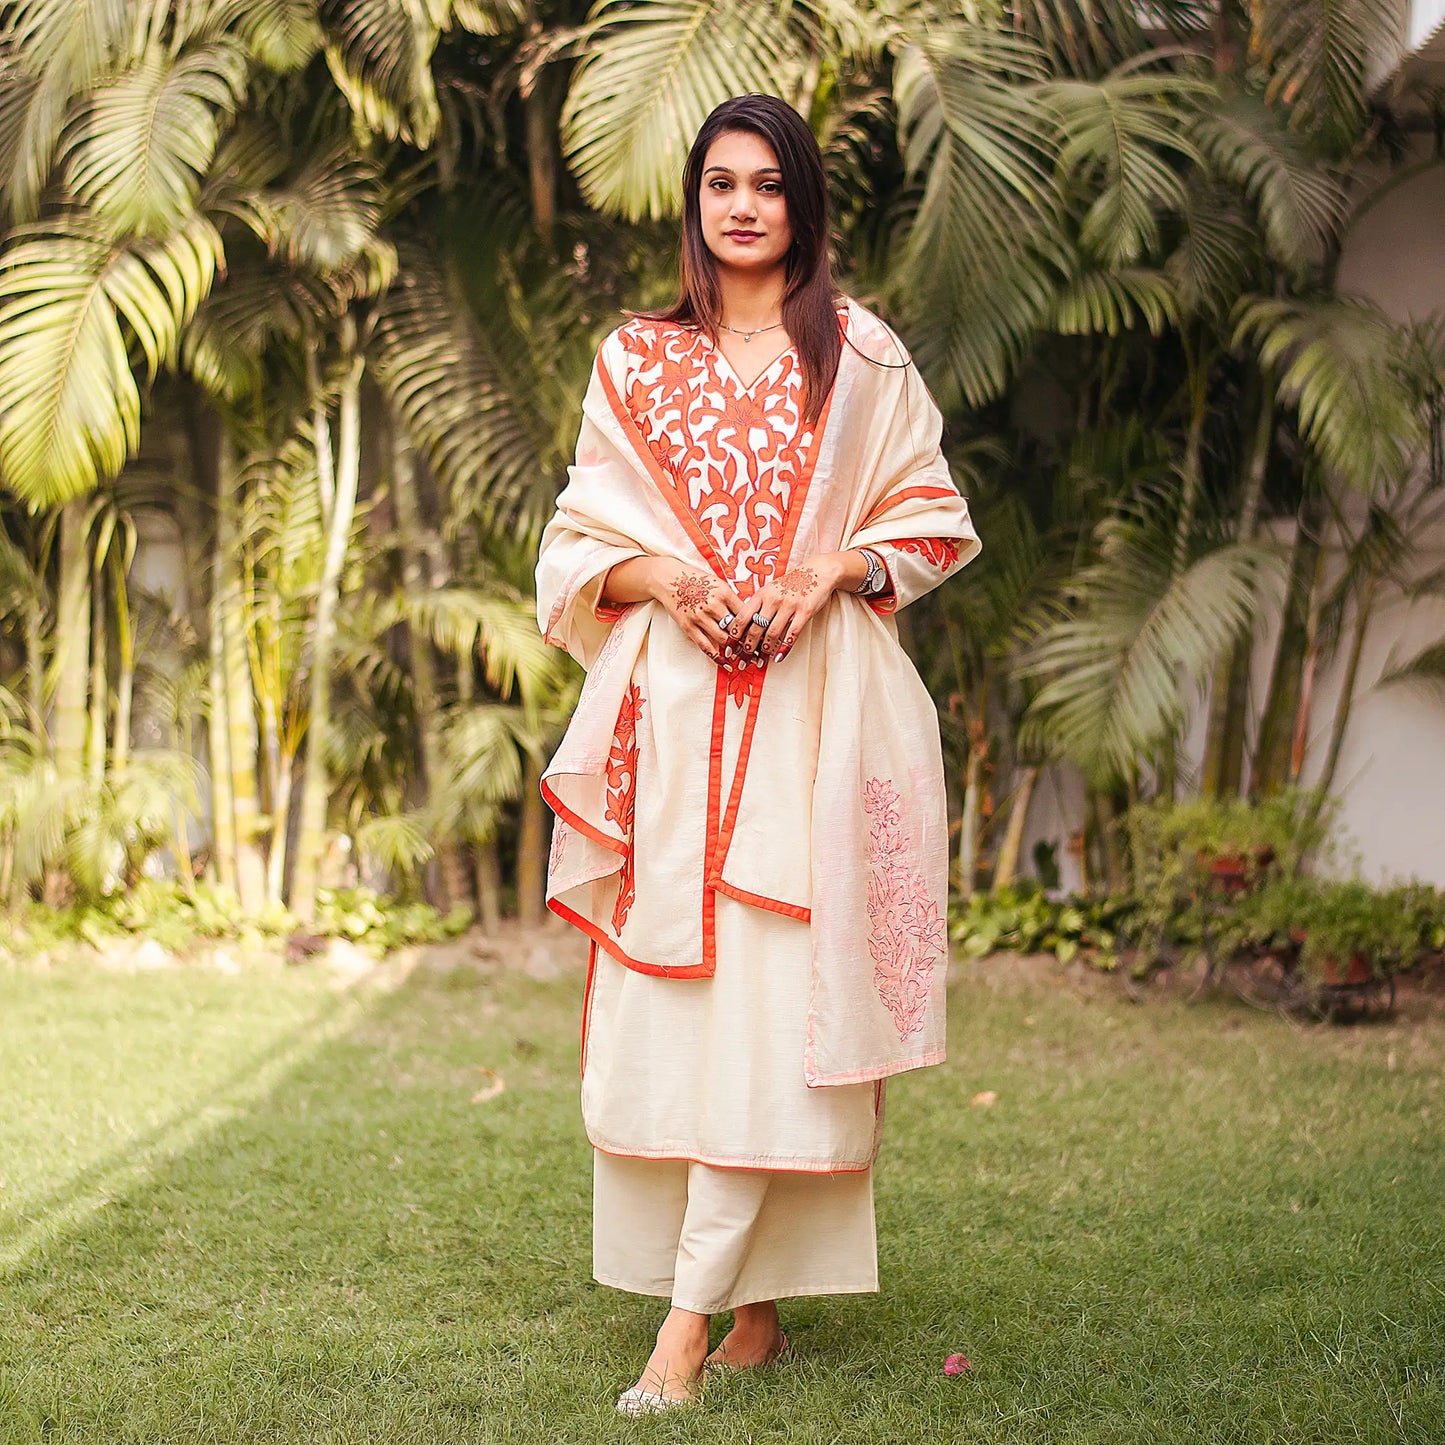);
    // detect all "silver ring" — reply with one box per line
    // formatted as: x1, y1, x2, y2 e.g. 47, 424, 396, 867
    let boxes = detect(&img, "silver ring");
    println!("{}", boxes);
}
719, 612, 735, 630
752, 612, 772, 629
